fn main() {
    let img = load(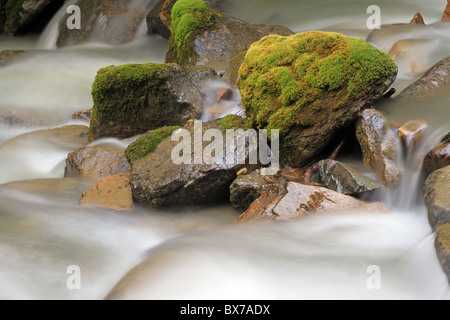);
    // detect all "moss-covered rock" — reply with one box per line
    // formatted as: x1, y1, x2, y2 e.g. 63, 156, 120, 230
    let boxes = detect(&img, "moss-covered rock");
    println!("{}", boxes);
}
218, 114, 252, 132
125, 126, 180, 165
130, 117, 257, 208
146, 0, 219, 39
237, 31, 397, 168
56, 0, 151, 47
166, 0, 293, 72
89, 63, 216, 141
